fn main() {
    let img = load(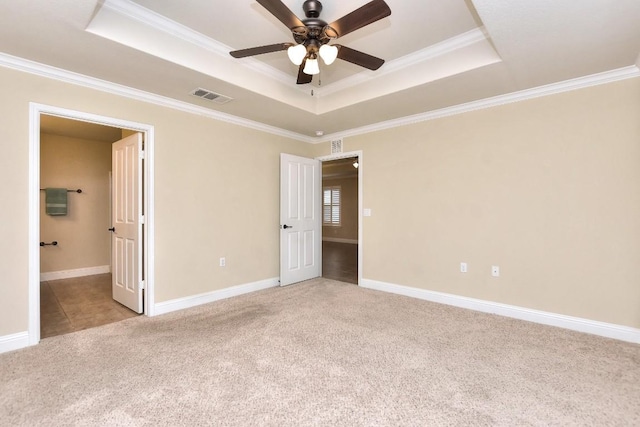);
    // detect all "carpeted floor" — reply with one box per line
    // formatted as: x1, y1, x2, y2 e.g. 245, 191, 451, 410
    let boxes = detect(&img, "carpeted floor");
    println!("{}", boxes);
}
1, 278, 639, 426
